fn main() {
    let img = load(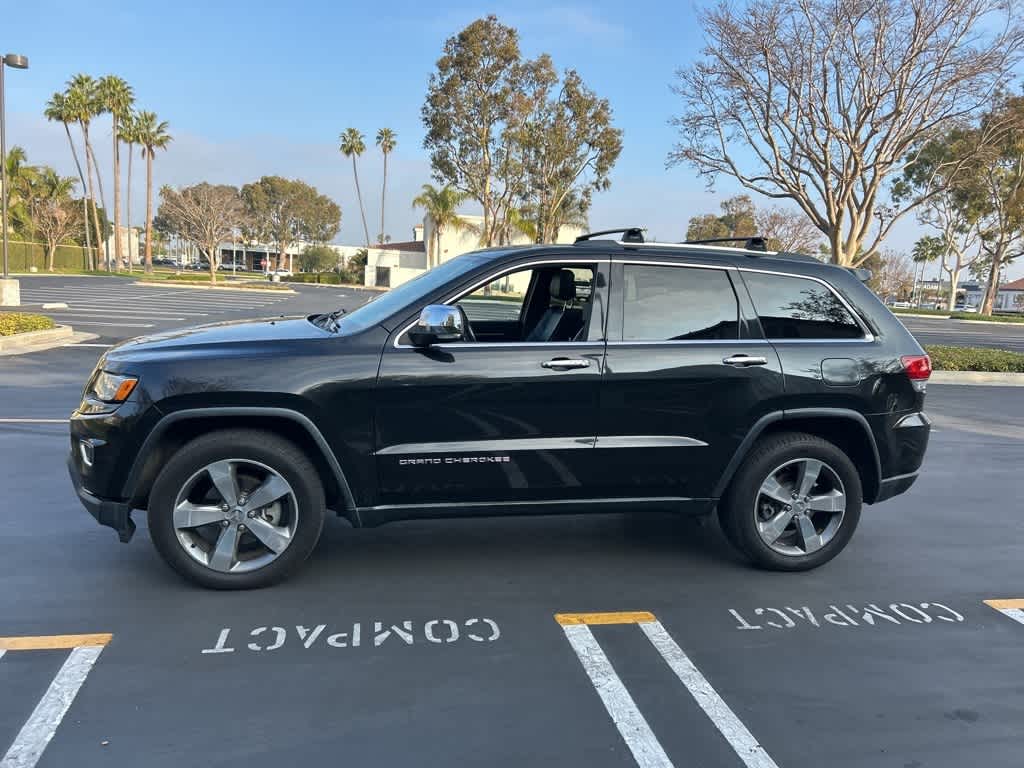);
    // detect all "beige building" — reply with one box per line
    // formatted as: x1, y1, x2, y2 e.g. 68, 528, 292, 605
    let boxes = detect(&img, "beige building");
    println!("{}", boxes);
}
363, 215, 583, 288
